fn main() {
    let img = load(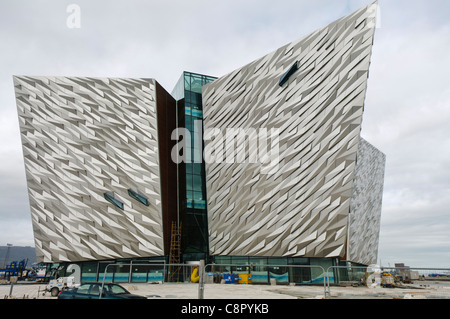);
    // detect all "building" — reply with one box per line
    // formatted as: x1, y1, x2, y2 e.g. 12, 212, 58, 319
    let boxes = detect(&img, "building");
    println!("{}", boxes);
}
14, 77, 178, 281
14, 2, 385, 284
